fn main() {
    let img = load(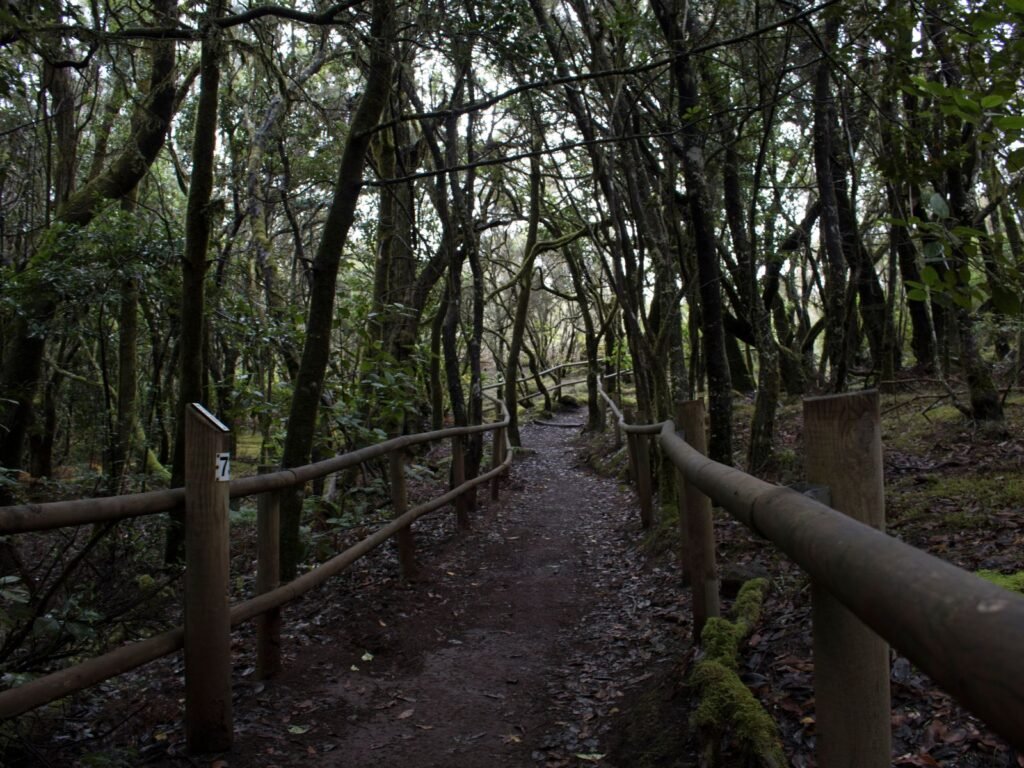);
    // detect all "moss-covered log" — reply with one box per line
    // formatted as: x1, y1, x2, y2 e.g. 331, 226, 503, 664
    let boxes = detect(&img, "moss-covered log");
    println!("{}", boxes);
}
690, 578, 784, 767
